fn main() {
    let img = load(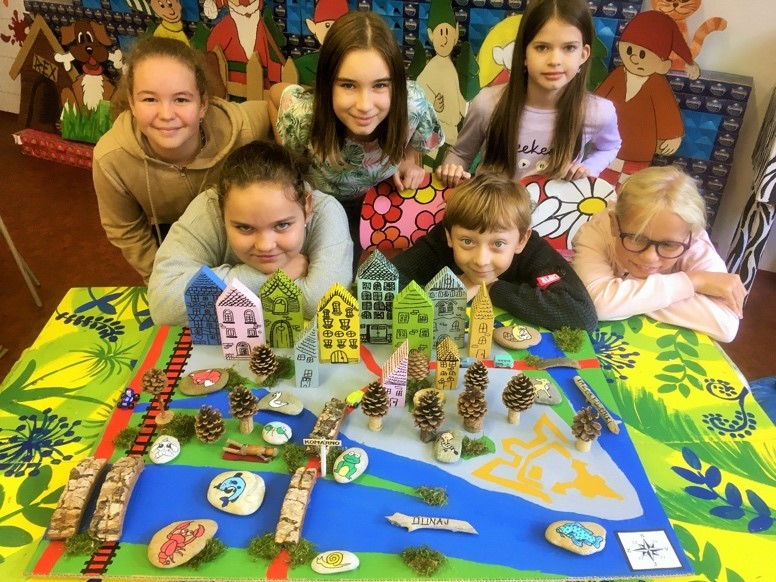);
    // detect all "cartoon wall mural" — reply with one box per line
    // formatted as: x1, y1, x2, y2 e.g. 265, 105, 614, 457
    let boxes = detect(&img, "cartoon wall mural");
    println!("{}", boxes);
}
295, 0, 348, 87
149, 0, 190, 45
477, 15, 521, 88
